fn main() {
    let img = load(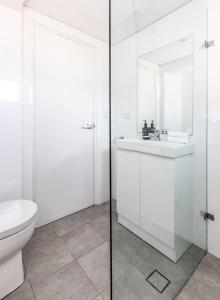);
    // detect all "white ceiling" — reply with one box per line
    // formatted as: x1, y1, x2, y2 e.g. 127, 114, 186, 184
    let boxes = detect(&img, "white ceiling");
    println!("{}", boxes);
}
0, 0, 193, 44
112, 0, 192, 44
0, 0, 23, 10
25, 0, 109, 42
